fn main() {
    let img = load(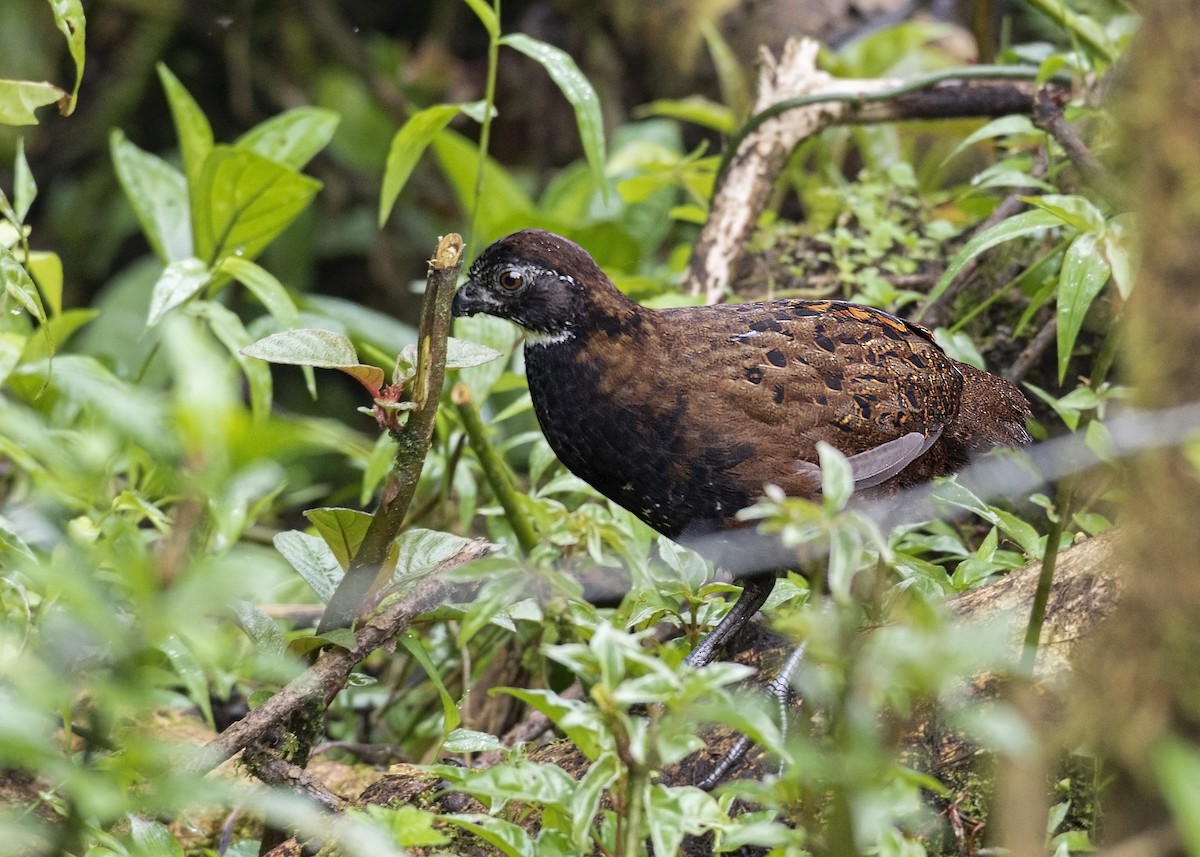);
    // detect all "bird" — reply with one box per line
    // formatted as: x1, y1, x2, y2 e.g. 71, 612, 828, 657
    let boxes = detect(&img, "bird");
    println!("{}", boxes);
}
452, 228, 1031, 669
